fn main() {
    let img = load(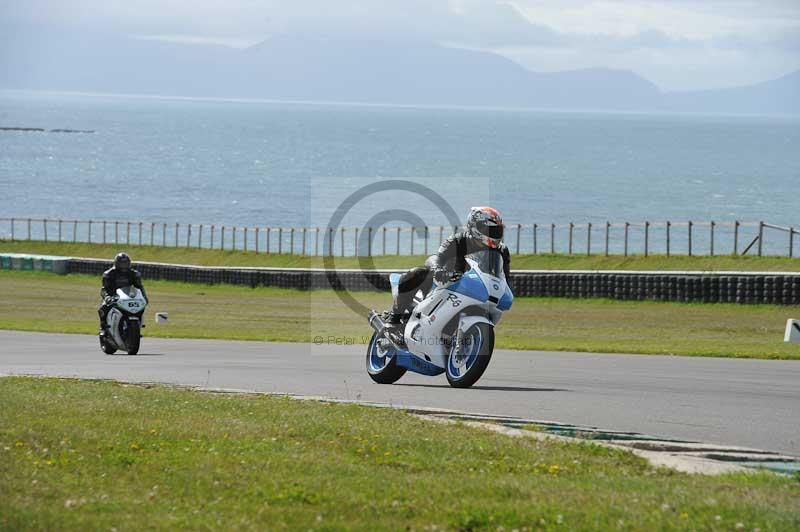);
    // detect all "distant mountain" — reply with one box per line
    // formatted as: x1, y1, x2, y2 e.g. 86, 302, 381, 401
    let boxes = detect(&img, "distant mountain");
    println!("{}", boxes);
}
663, 70, 800, 115
236, 35, 663, 110
0, 27, 796, 115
